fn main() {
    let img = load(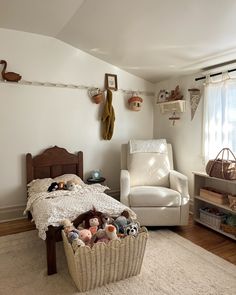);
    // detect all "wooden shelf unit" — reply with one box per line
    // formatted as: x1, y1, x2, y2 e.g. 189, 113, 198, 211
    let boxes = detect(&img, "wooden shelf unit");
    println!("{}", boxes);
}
193, 172, 236, 240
